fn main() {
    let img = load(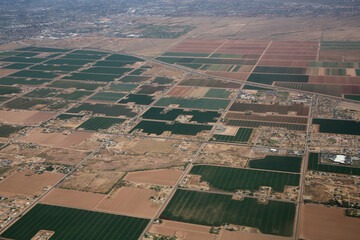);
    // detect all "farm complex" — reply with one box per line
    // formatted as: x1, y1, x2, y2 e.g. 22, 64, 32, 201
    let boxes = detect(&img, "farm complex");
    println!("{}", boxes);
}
0, 39, 359, 240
